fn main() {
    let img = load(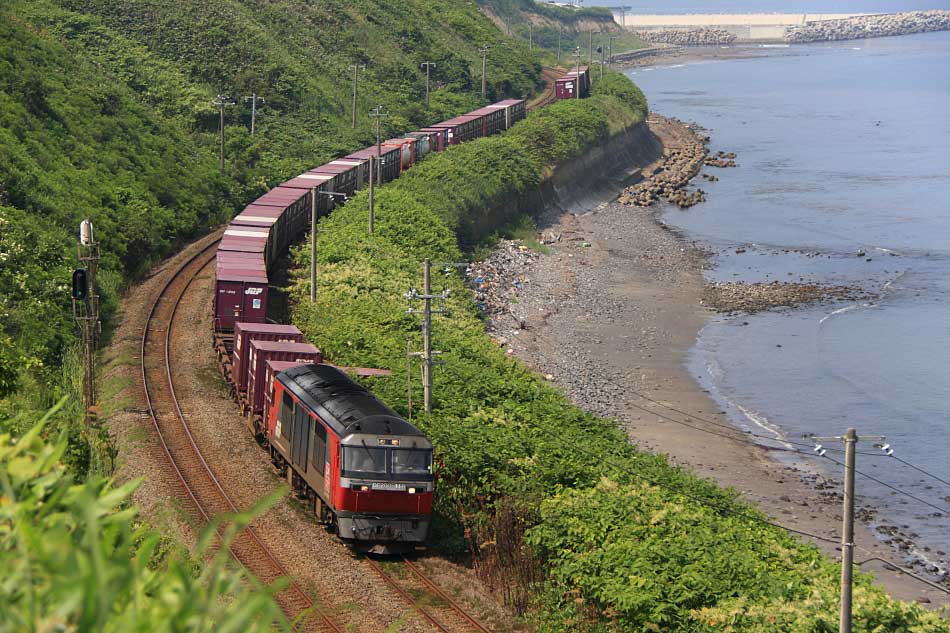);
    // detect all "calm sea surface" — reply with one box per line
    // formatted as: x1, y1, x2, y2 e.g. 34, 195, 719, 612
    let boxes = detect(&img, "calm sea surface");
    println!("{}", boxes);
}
627, 32, 950, 567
